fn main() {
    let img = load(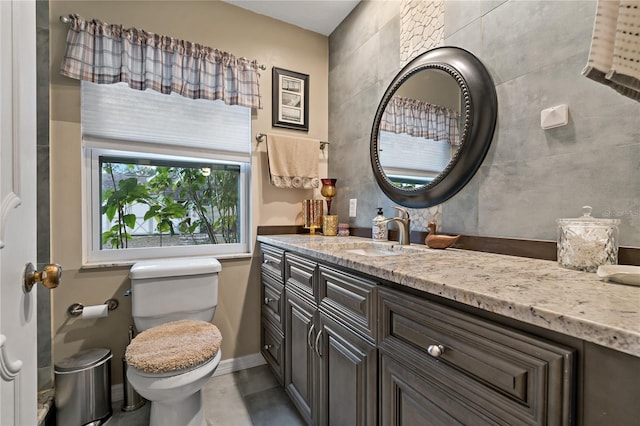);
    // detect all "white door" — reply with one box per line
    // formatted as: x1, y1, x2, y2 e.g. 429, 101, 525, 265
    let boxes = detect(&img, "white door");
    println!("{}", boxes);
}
0, 0, 38, 425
